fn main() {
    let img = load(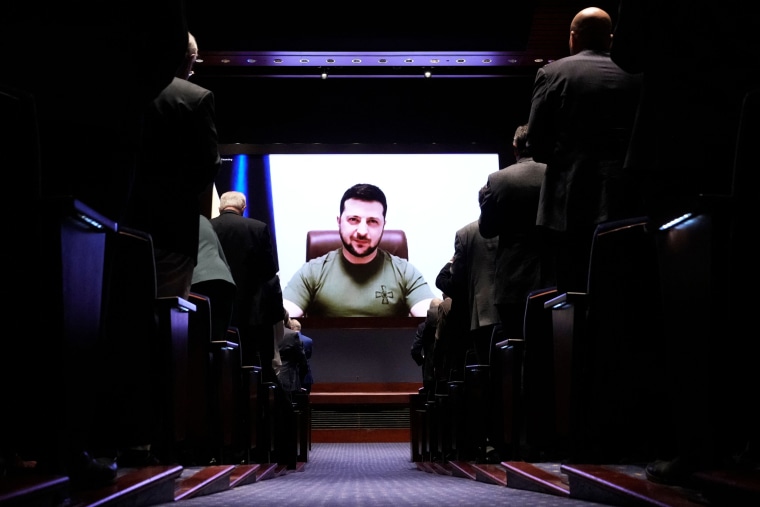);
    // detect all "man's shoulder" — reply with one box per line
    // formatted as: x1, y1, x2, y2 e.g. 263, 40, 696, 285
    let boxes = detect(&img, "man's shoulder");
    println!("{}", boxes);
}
211, 212, 237, 226
498, 158, 546, 177
378, 248, 403, 262
308, 248, 342, 264
213, 212, 267, 227
381, 249, 421, 272
283, 328, 299, 339
163, 76, 212, 98
293, 249, 341, 277
455, 220, 480, 239
541, 51, 608, 74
